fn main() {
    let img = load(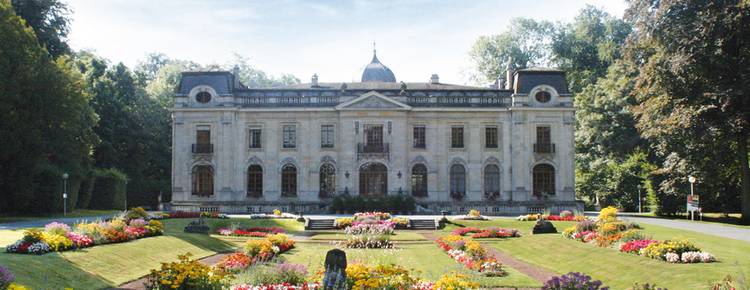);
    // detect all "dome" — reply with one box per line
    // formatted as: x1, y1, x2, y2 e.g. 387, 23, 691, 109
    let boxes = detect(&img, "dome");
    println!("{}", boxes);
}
361, 51, 396, 82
